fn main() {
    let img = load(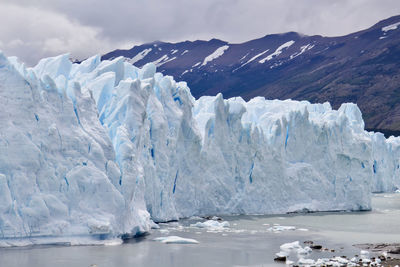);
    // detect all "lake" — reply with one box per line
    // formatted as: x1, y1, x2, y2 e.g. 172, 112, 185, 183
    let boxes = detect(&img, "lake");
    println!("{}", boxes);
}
1, 193, 399, 267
